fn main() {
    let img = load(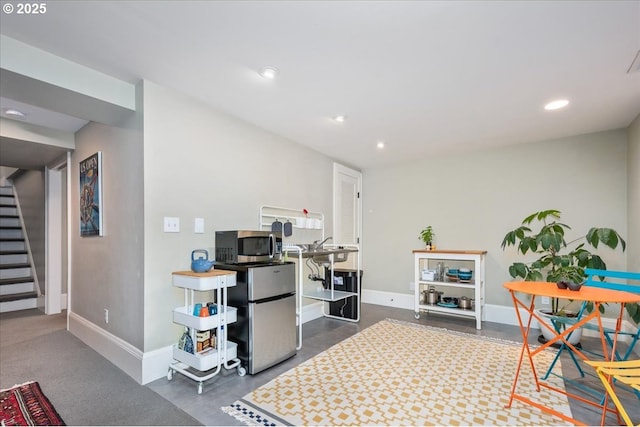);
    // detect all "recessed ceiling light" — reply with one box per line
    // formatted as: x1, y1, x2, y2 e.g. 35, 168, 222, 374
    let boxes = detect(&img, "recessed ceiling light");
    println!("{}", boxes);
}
259, 66, 278, 79
377, 141, 385, 149
333, 115, 346, 123
544, 99, 569, 111
2, 108, 26, 119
